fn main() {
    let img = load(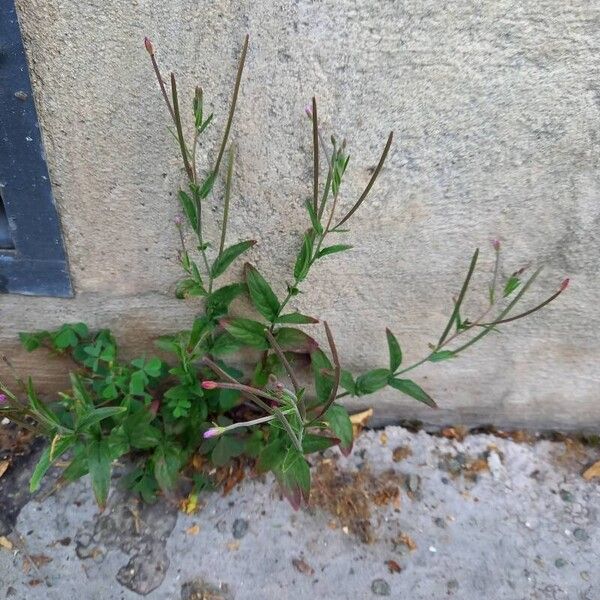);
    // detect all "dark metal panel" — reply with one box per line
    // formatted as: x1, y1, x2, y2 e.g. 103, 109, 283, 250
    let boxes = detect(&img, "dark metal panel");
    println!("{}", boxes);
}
0, 0, 72, 297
